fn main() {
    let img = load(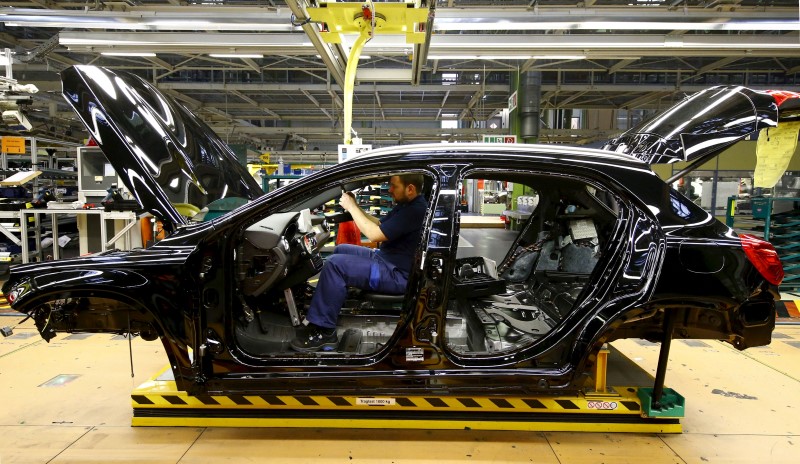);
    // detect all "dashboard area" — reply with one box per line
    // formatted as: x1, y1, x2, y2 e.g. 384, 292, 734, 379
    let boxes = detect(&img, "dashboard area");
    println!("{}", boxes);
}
237, 209, 328, 297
